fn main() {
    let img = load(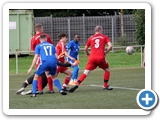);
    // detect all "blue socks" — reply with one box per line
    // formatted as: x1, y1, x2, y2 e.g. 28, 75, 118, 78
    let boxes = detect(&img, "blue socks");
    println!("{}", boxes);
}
32, 80, 38, 94
53, 79, 62, 90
